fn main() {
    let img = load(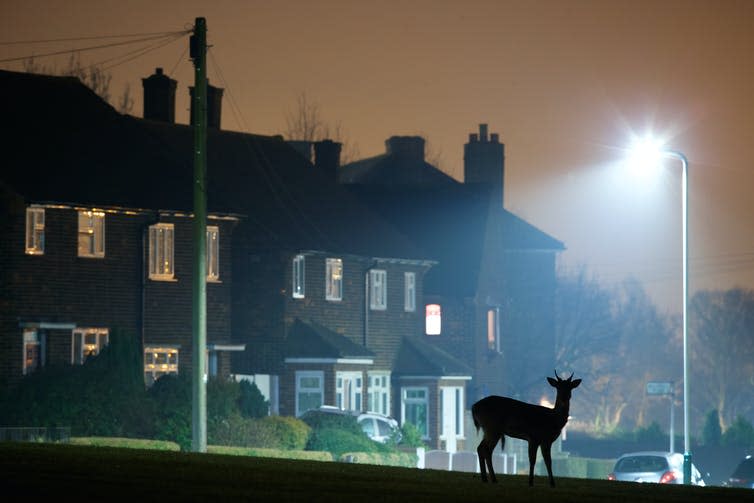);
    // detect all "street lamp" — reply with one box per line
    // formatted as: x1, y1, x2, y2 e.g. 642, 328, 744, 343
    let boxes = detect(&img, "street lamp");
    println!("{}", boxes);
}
628, 136, 692, 484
